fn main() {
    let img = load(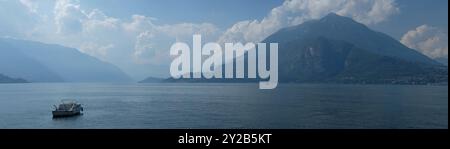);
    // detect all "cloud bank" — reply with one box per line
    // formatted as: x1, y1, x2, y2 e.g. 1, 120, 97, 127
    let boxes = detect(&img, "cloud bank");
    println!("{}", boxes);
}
401, 25, 448, 59
218, 0, 399, 44
46, 0, 220, 66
